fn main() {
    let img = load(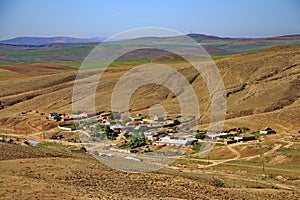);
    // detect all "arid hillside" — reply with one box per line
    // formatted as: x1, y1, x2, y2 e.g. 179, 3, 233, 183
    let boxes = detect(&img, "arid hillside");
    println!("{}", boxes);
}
0, 45, 299, 135
0, 45, 299, 200
0, 142, 299, 200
